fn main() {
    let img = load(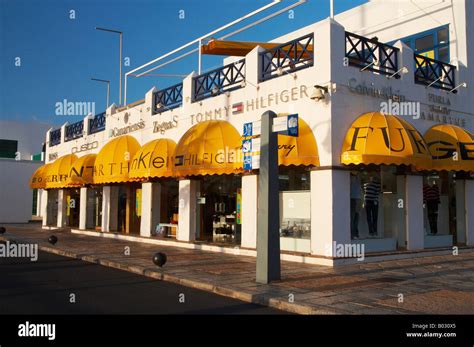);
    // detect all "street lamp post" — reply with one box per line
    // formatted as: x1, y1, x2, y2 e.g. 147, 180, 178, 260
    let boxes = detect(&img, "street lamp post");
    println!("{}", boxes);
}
96, 27, 123, 105
91, 78, 110, 108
